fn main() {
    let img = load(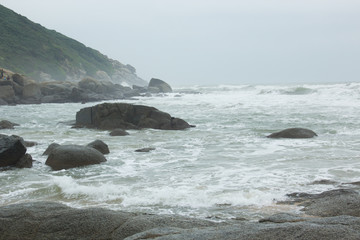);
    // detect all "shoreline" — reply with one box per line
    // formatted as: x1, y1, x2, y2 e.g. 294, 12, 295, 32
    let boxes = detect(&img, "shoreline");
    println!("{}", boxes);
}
1, 186, 359, 239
